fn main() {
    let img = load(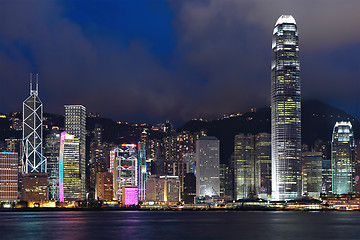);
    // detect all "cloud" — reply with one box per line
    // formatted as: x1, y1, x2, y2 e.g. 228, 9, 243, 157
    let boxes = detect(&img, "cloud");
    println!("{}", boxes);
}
0, 0, 192, 123
168, 0, 360, 118
0, 0, 360, 125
